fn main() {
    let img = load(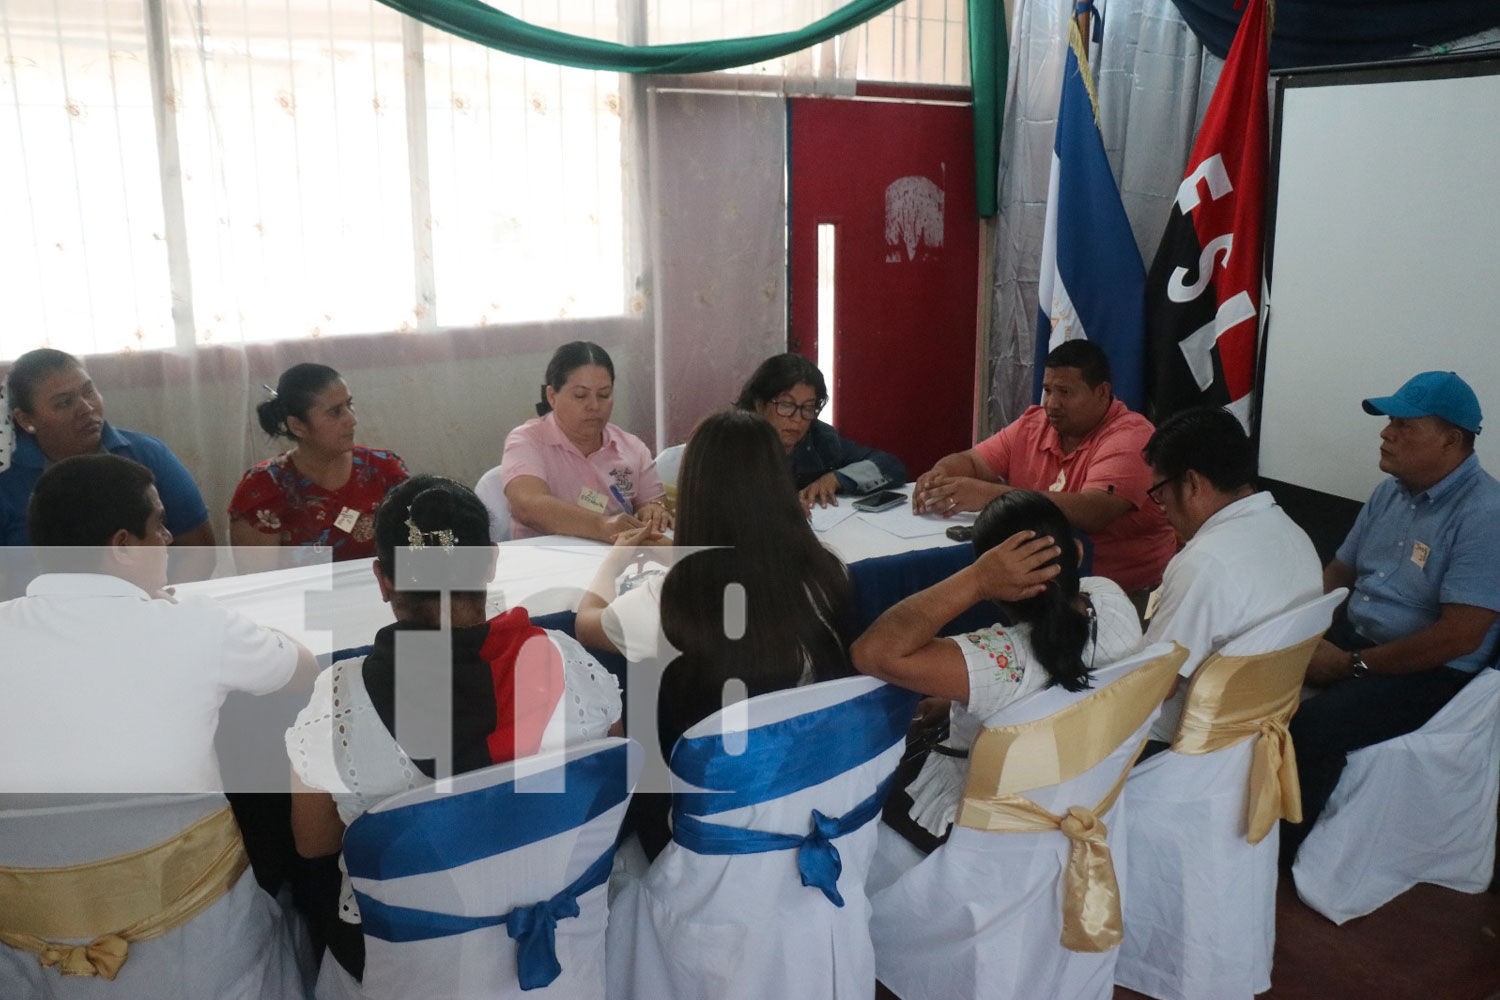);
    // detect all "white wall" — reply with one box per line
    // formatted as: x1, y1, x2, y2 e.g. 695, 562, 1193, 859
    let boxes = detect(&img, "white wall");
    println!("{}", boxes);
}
1260, 61, 1500, 501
